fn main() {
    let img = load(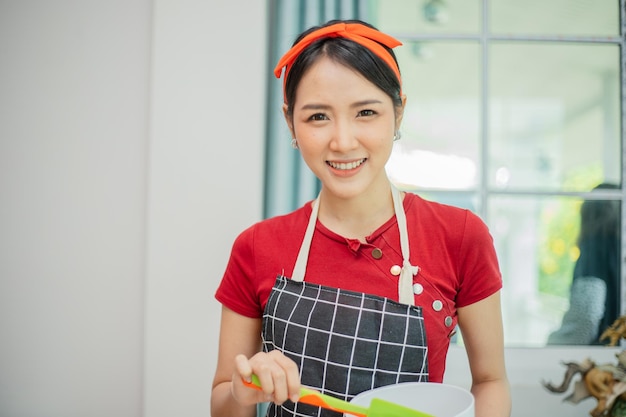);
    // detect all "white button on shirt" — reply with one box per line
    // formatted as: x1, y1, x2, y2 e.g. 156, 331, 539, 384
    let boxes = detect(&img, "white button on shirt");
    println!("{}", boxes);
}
412, 283, 424, 295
